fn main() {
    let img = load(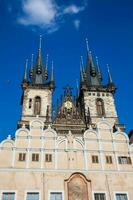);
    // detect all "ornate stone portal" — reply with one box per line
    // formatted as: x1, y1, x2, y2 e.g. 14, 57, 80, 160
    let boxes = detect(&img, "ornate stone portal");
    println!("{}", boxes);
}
65, 173, 90, 200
